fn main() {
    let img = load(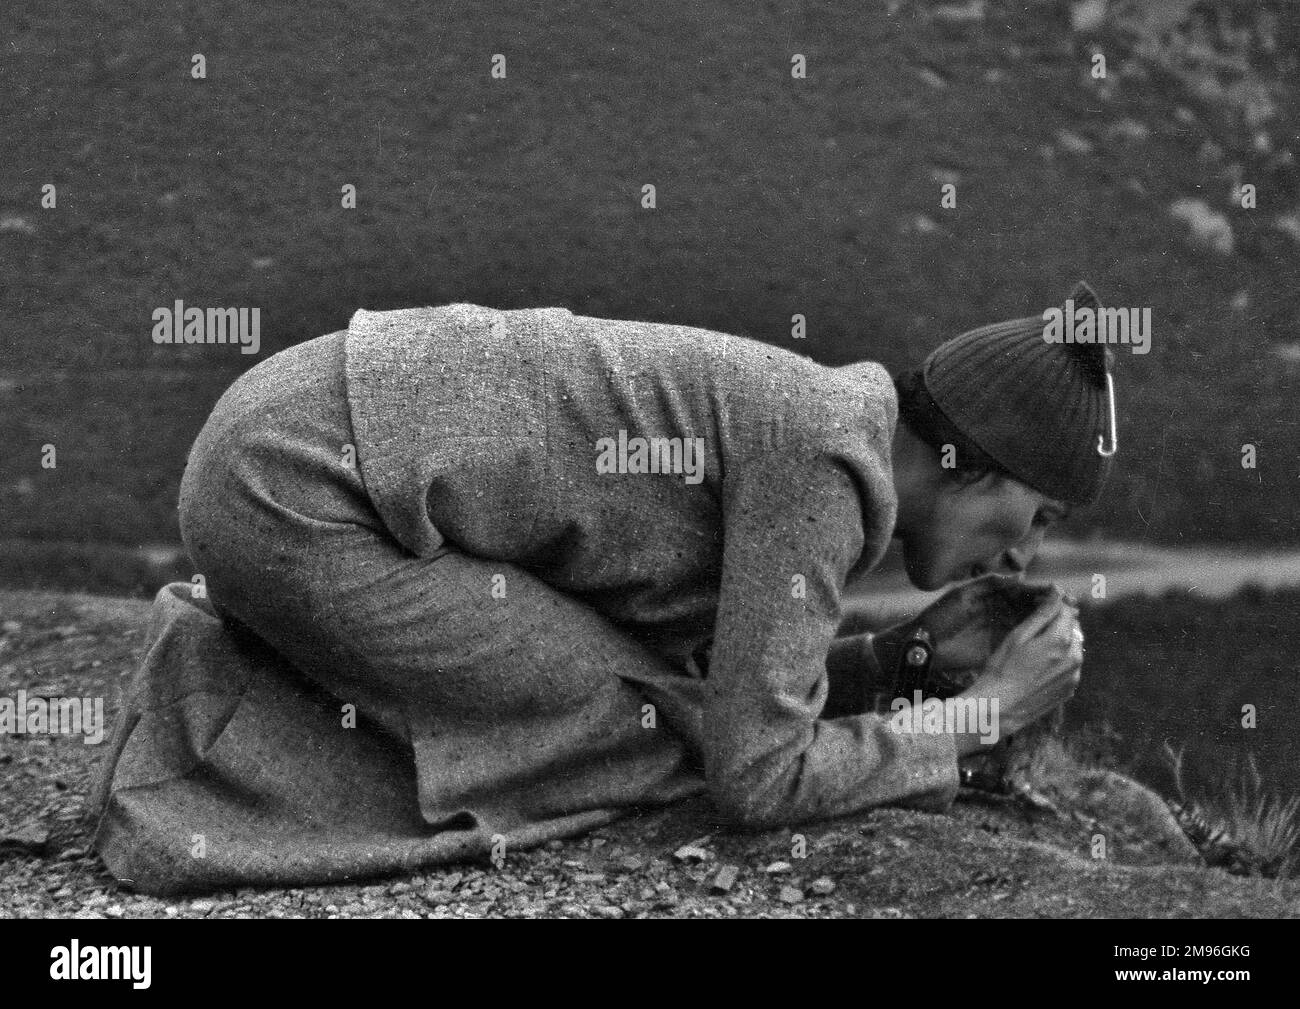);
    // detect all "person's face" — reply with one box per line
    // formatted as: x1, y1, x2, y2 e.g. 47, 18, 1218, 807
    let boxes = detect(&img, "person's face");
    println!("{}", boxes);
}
901, 472, 1070, 591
